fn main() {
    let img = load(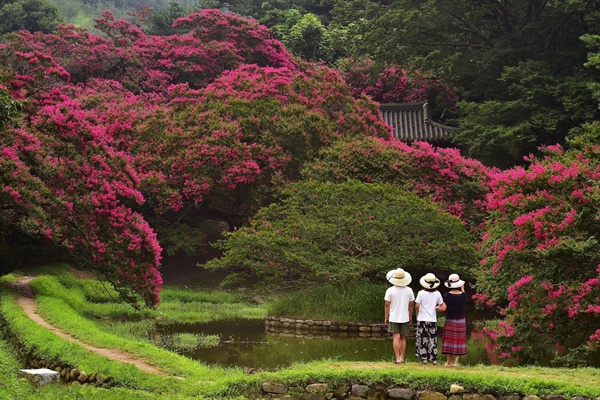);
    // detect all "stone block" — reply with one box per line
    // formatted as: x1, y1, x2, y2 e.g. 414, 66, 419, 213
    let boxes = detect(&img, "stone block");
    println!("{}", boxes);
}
333, 384, 351, 398
389, 388, 415, 400
450, 384, 465, 394
307, 383, 329, 393
419, 391, 447, 400
263, 382, 287, 394
18, 368, 60, 388
77, 371, 88, 383
352, 384, 368, 398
